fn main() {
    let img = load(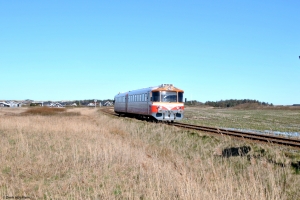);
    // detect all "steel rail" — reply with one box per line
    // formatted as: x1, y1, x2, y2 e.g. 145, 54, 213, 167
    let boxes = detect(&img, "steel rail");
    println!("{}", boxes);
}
172, 122, 300, 148
101, 108, 300, 149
